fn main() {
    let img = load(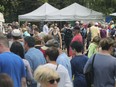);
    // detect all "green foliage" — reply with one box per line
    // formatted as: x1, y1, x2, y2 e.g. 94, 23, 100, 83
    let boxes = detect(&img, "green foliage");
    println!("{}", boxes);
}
85, 0, 116, 16
1, 0, 116, 22
0, 5, 5, 12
